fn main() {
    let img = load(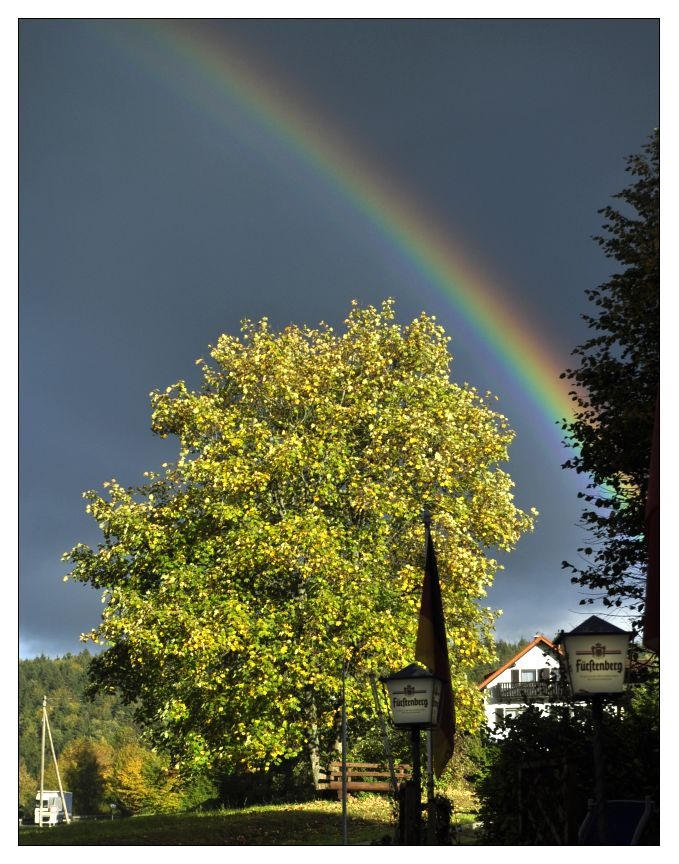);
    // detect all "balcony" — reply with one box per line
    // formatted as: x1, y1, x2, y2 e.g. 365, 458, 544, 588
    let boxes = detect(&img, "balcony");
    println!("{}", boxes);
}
487, 680, 568, 704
